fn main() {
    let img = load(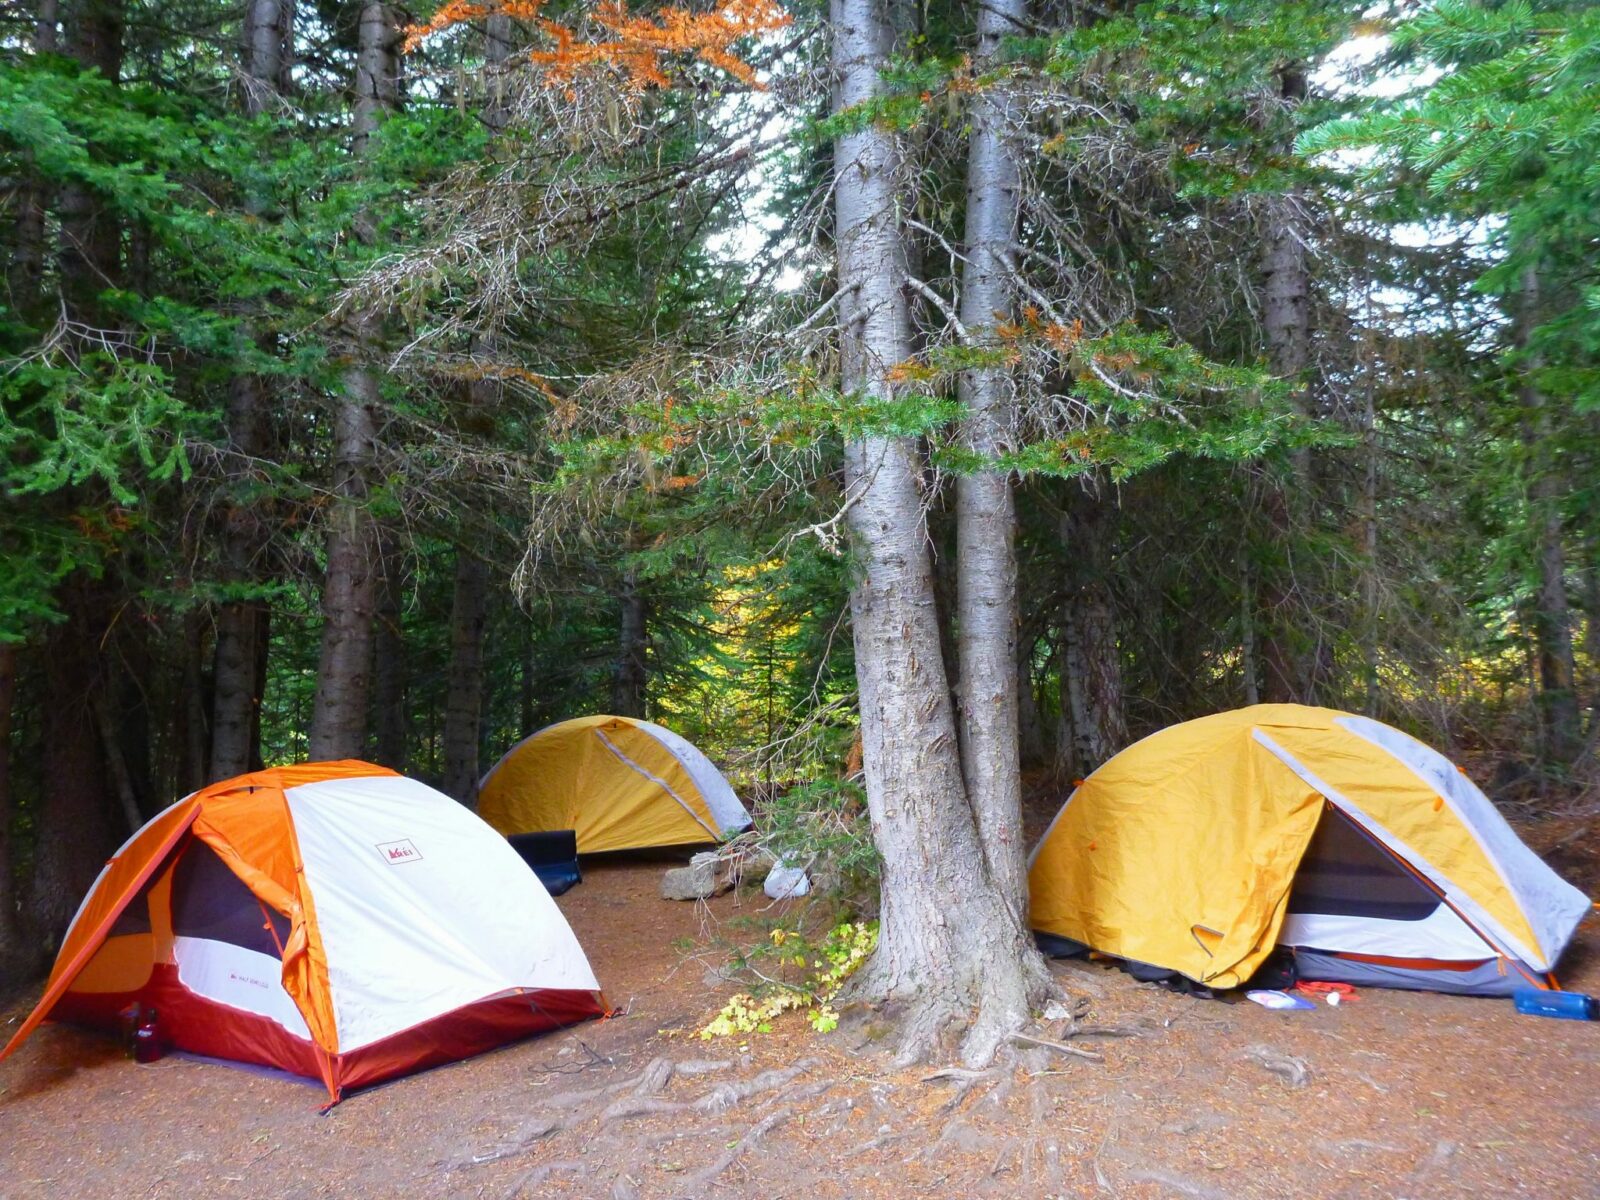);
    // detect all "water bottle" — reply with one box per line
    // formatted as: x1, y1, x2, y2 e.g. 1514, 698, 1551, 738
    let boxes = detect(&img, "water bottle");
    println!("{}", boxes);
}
1513, 988, 1596, 1021
119, 1001, 144, 1058
133, 1007, 164, 1063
